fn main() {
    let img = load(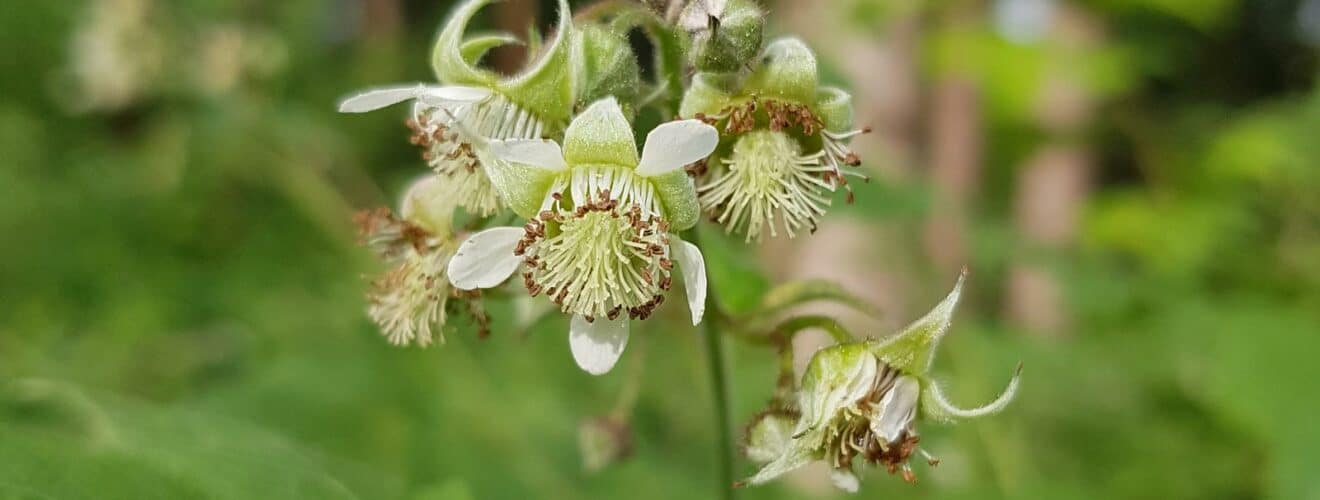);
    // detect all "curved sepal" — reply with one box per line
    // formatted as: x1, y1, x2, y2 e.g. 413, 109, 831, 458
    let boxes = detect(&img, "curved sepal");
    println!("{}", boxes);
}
744, 37, 819, 106
399, 175, 458, 238
920, 363, 1023, 423
573, 23, 641, 109
678, 72, 738, 119
498, 0, 575, 125
795, 343, 878, 439
431, 0, 501, 87
562, 97, 639, 168
870, 270, 966, 374
650, 170, 700, 230
815, 86, 855, 132
460, 31, 522, 66
479, 143, 564, 219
